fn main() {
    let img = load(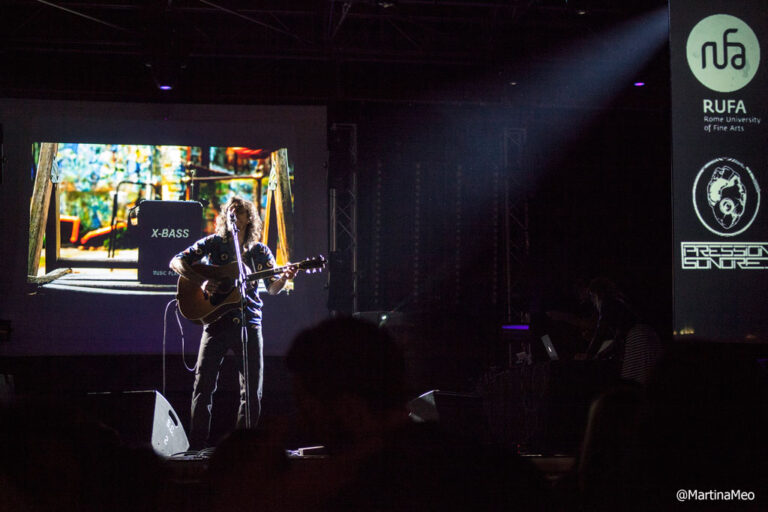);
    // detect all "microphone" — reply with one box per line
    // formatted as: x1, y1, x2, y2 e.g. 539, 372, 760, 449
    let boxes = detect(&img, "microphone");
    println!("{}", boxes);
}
227, 209, 237, 232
